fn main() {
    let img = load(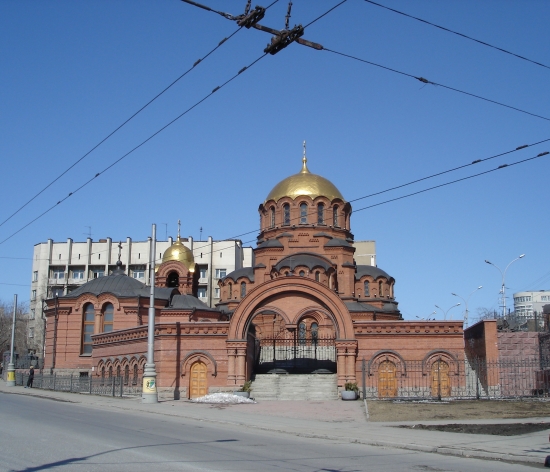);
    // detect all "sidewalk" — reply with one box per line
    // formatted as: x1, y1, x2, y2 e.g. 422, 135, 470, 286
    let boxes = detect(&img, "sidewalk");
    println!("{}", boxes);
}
2, 381, 549, 467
